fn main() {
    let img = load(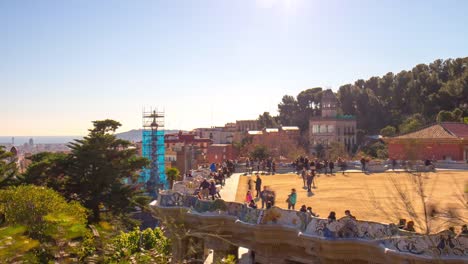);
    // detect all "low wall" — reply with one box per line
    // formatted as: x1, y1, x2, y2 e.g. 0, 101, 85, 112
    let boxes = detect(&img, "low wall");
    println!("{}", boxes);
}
155, 191, 468, 262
